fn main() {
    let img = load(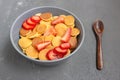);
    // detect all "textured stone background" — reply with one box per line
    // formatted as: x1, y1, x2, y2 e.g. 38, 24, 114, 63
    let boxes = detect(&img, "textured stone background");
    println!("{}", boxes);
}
0, 0, 120, 80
